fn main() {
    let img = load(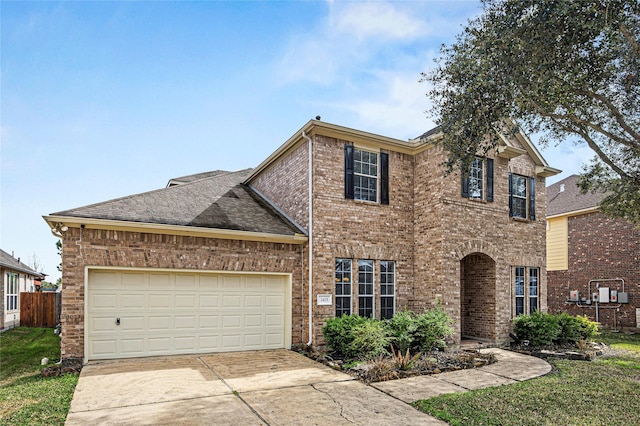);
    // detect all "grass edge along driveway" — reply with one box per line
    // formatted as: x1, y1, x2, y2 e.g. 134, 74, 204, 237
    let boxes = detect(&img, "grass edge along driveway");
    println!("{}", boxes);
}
414, 331, 640, 426
0, 327, 78, 425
